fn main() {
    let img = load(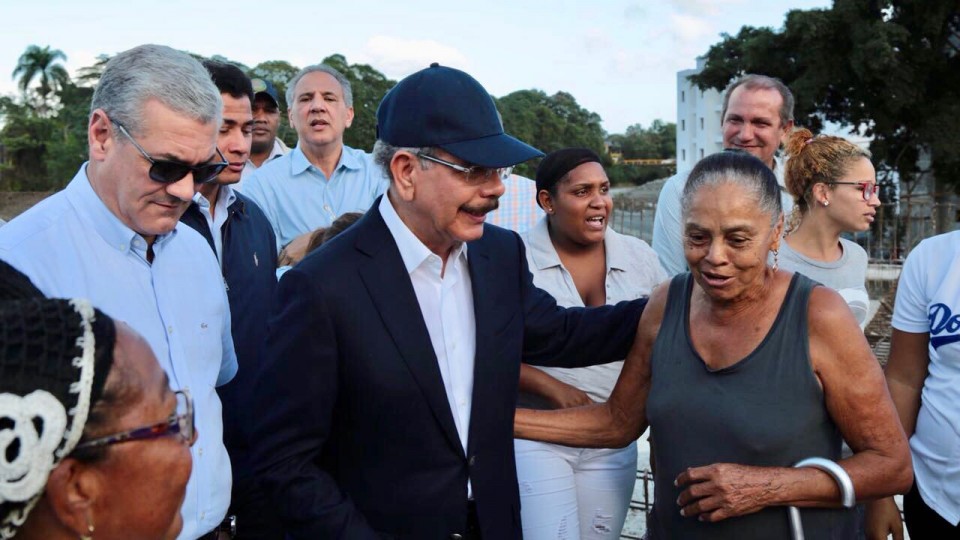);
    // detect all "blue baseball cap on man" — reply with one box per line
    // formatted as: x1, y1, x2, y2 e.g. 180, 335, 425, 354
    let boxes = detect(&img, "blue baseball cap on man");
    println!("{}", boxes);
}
376, 63, 543, 168
251, 77, 280, 108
